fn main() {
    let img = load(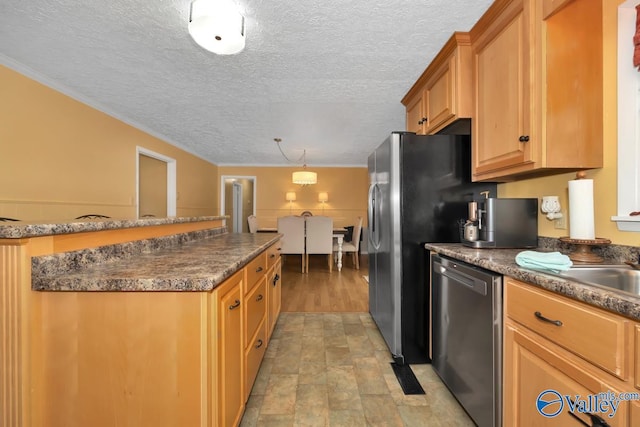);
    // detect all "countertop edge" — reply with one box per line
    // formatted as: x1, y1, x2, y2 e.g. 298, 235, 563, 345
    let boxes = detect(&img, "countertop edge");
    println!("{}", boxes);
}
0, 215, 227, 239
